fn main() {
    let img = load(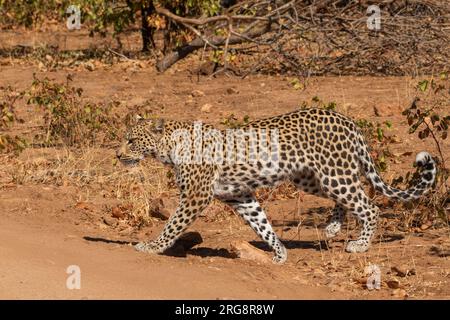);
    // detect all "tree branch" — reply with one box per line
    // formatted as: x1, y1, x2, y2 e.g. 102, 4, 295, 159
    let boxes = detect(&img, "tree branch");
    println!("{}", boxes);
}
156, 21, 274, 72
154, 1, 299, 72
